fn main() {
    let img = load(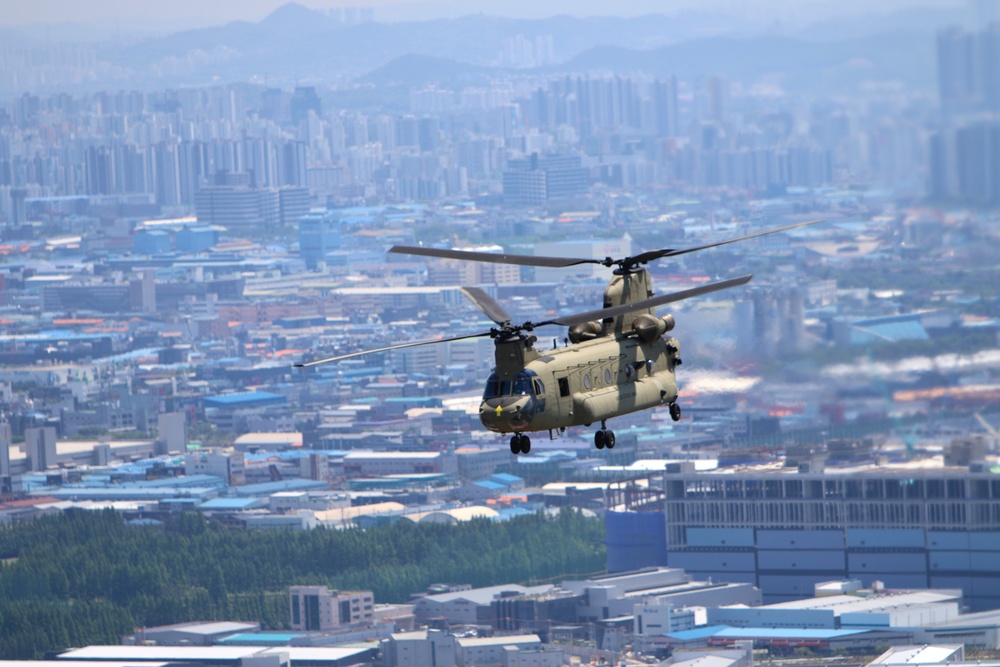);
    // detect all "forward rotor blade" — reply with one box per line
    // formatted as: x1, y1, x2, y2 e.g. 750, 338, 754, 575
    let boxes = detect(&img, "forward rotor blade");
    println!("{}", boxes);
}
294, 332, 492, 368
630, 219, 824, 265
460, 287, 512, 325
389, 245, 599, 268
540, 274, 753, 328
